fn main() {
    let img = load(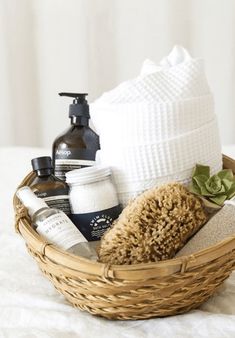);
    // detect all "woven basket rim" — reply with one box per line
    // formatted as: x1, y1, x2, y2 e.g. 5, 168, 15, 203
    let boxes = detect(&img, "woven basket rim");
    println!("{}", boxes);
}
13, 154, 235, 281
16, 217, 235, 278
